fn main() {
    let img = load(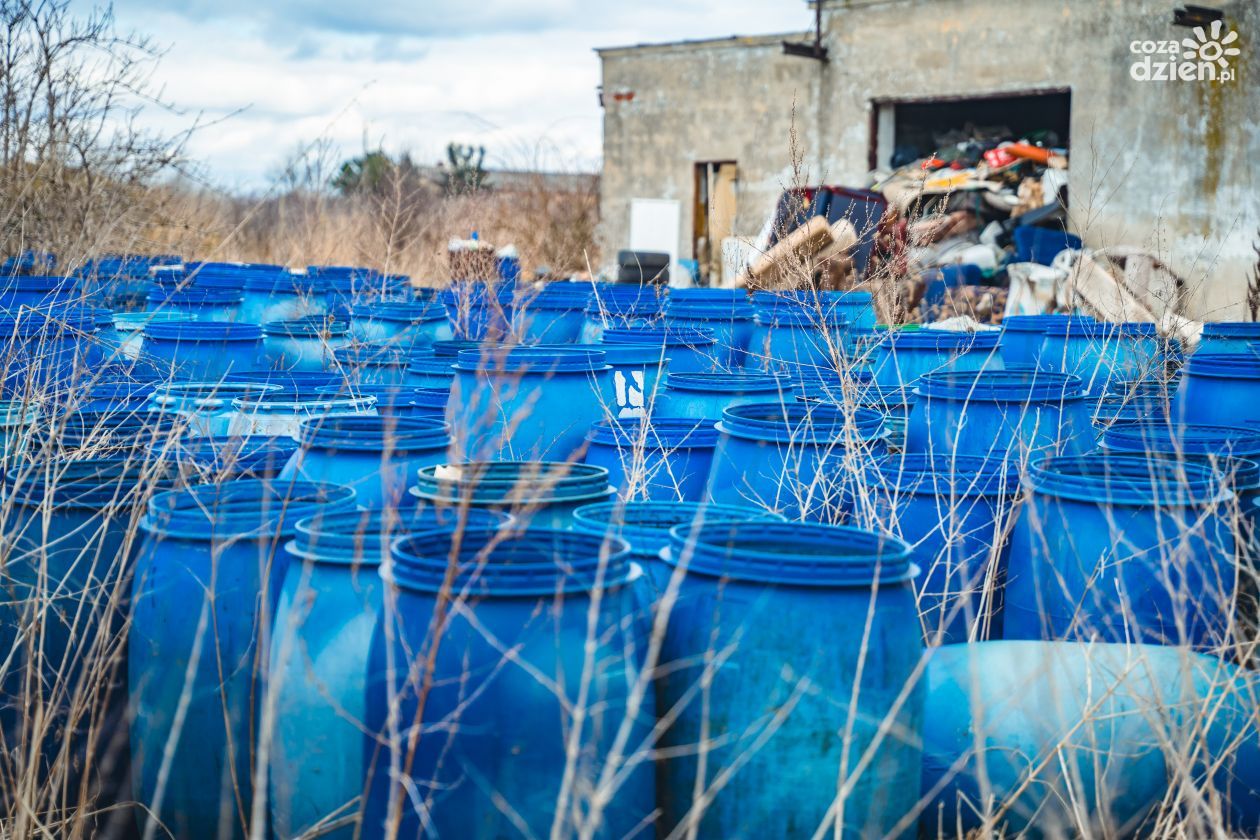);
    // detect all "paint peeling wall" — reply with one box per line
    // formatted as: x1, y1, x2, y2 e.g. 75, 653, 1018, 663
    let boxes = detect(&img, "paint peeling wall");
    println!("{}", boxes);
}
599, 0, 1260, 317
